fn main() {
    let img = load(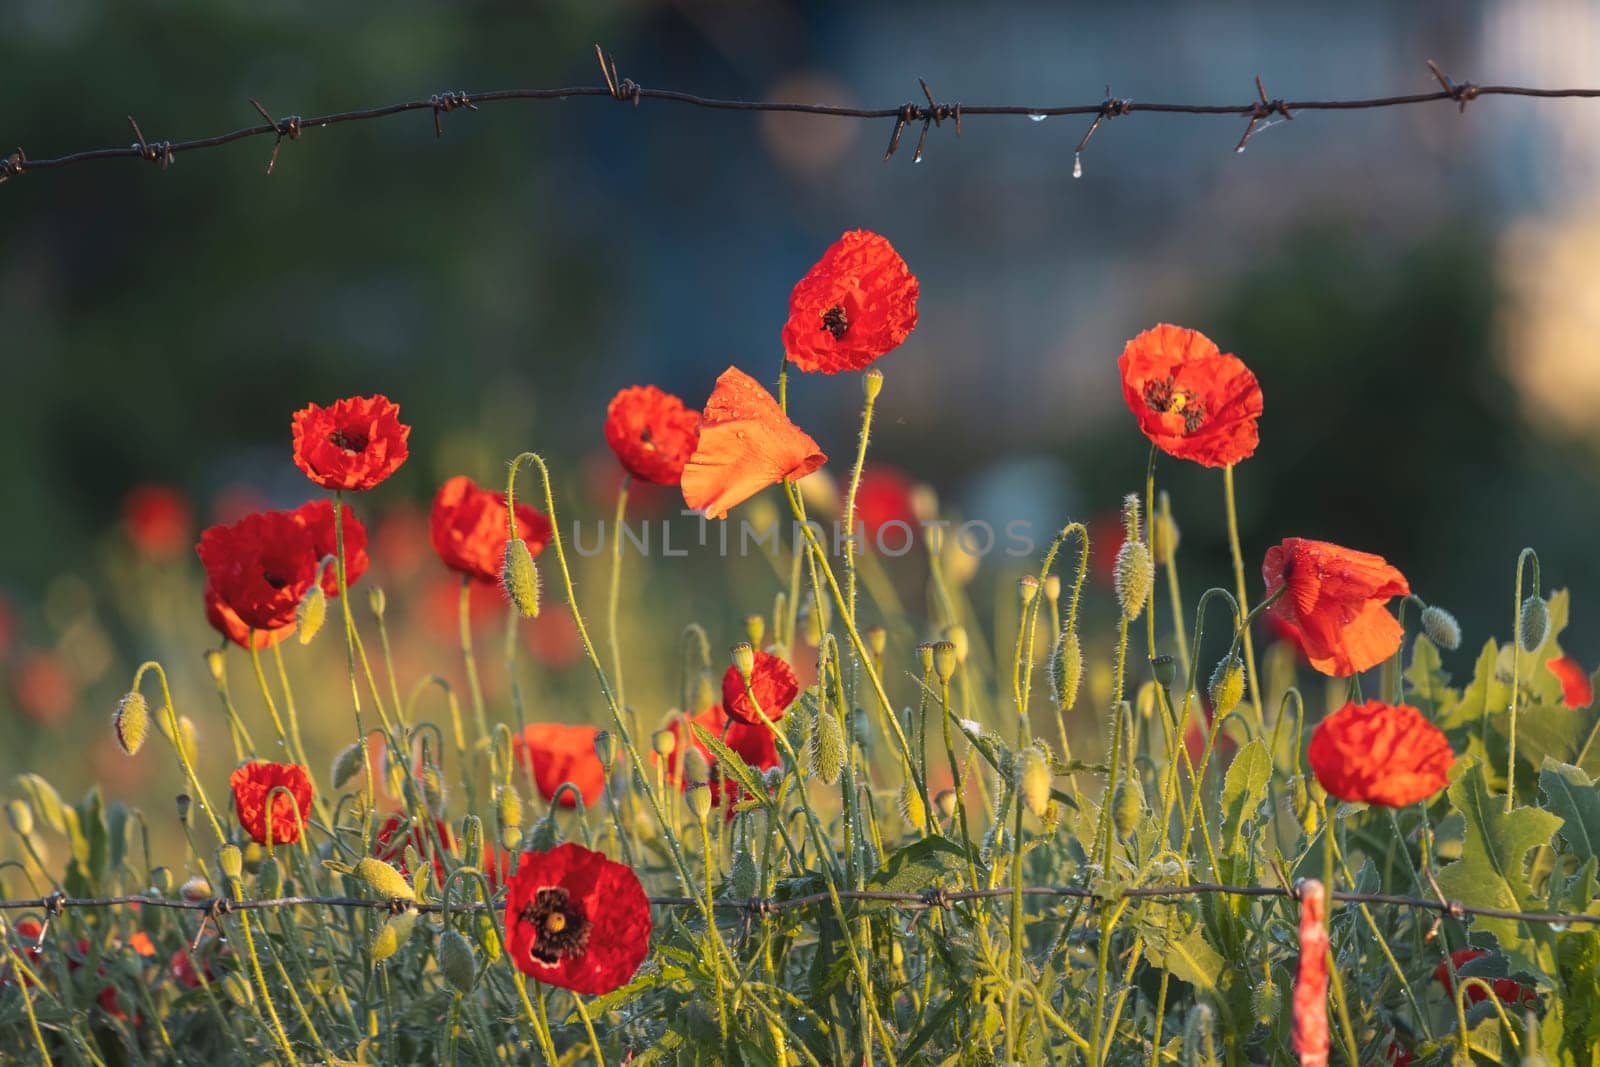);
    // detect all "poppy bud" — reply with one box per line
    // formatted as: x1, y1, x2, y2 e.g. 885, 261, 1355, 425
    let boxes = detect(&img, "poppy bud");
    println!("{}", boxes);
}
492, 724, 515, 776
1018, 747, 1052, 819
1151, 654, 1176, 690
496, 786, 522, 836
461, 814, 484, 867
1018, 575, 1040, 606
932, 641, 958, 685
371, 906, 418, 964
218, 844, 243, 881
686, 782, 713, 824
762, 766, 784, 792
170, 715, 198, 767
501, 538, 541, 619
593, 730, 618, 771
730, 641, 756, 681
220, 972, 254, 1007
114, 691, 149, 756
330, 740, 364, 790
916, 642, 936, 675
652, 728, 677, 759
1043, 573, 1062, 606
942, 625, 970, 664
204, 648, 226, 686
1113, 778, 1144, 841
1208, 656, 1246, 718
1122, 492, 1143, 542
1520, 595, 1549, 653
257, 856, 282, 898
439, 928, 476, 993
368, 585, 387, 619
350, 857, 416, 902
785, 696, 810, 754
729, 848, 758, 900
1181, 1002, 1216, 1067
744, 614, 766, 647
899, 775, 927, 831
180, 875, 211, 900
150, 866, 173, 895
683, 748, 711, 785
812, 708, 846, 786
1114, 541, 1153, 622
1151, 510, 1181, 563
419, 762, 445, 811
862, 367, 885, 403
1051, 631, 1083, 712
1251, 972, 1280, 1026
1420, 605, 1461, 652
6, 799, 32, 838
865, 625, 887, 660
296, 584, 326, 645
849, 707, 872, 752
